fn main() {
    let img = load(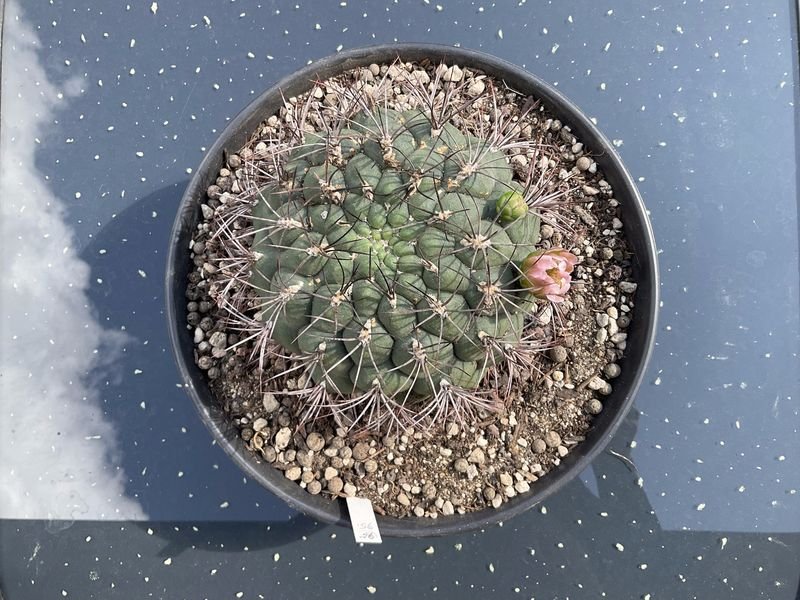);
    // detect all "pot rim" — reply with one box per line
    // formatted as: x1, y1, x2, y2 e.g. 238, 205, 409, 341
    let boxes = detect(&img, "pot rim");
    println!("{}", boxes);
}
165, 42, 660, 537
